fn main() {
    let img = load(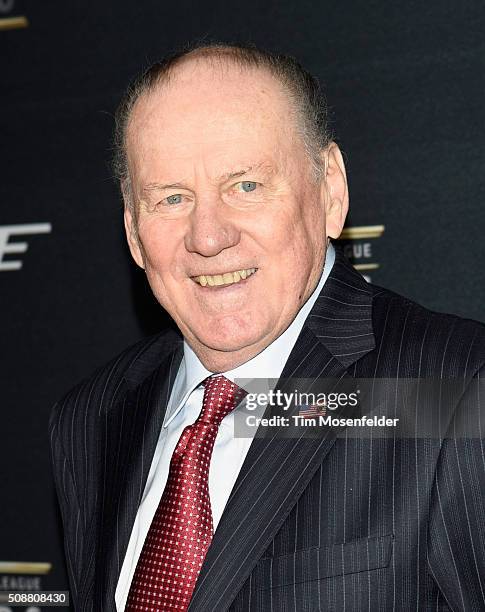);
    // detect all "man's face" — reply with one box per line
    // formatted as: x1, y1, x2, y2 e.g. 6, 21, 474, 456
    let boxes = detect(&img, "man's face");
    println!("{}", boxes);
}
124, 59, 348, 371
